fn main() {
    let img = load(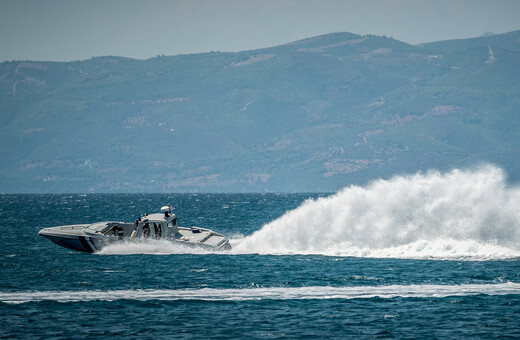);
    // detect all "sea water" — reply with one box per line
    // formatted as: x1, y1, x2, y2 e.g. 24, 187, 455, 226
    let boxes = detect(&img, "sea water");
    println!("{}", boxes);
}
1, 165, 520, 338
